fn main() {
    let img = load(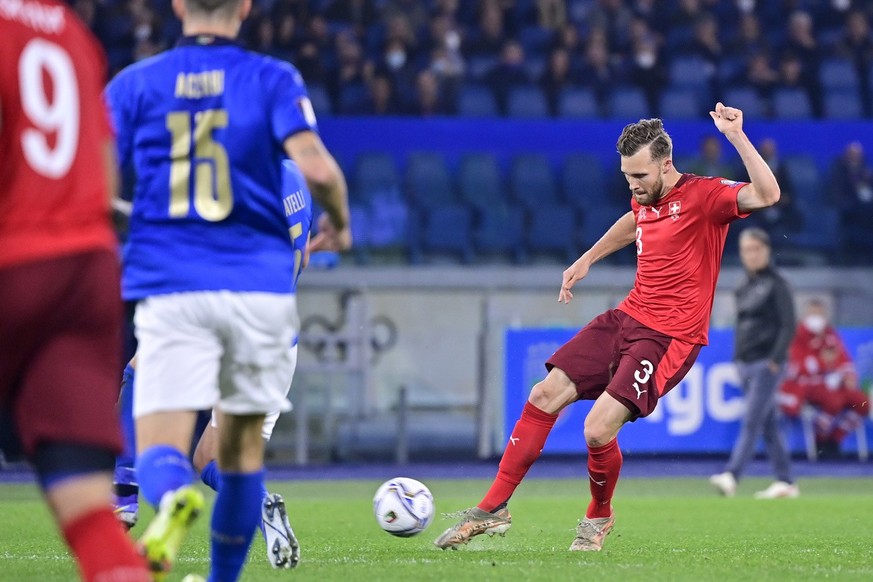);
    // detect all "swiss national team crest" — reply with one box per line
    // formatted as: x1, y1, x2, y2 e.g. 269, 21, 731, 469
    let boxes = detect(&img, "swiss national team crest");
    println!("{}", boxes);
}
637, 207, 647, 221
668, 200, 681, 220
